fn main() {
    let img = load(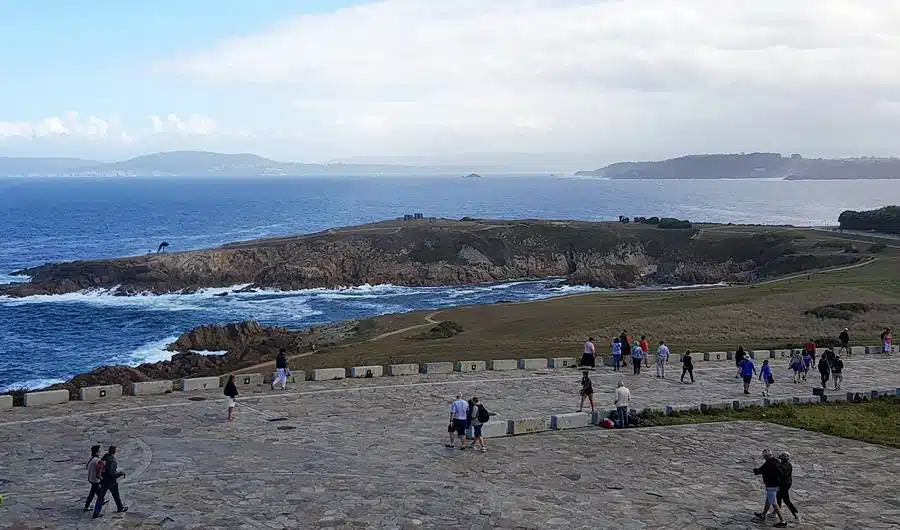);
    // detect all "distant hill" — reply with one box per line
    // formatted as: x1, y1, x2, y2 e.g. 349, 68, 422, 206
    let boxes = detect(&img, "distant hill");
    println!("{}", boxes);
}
838, 206, 900, 235
575, 153, 900, 180
0, 156, 99, 176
